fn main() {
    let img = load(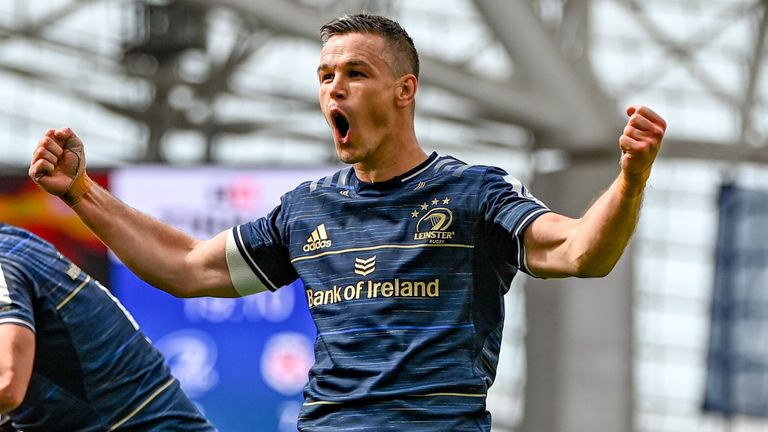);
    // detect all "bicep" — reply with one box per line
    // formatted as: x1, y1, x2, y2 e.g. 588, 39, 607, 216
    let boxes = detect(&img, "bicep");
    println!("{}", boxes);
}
0, 324, 34, 412
523, 212, 580, 278
186, 231, 240, 298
